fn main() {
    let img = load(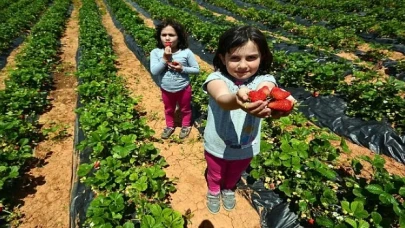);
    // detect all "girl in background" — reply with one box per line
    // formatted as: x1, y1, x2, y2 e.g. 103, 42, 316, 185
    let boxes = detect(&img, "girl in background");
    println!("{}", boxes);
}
150, 19, 200, 139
